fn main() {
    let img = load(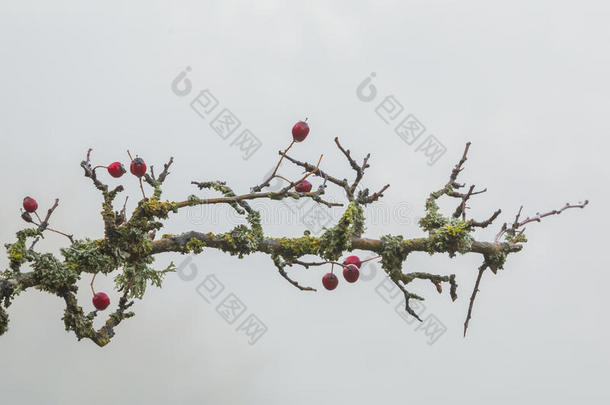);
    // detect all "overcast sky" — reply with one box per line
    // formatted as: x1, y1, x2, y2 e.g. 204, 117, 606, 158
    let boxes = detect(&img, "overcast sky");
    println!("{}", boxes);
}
0, 1, 608, 404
